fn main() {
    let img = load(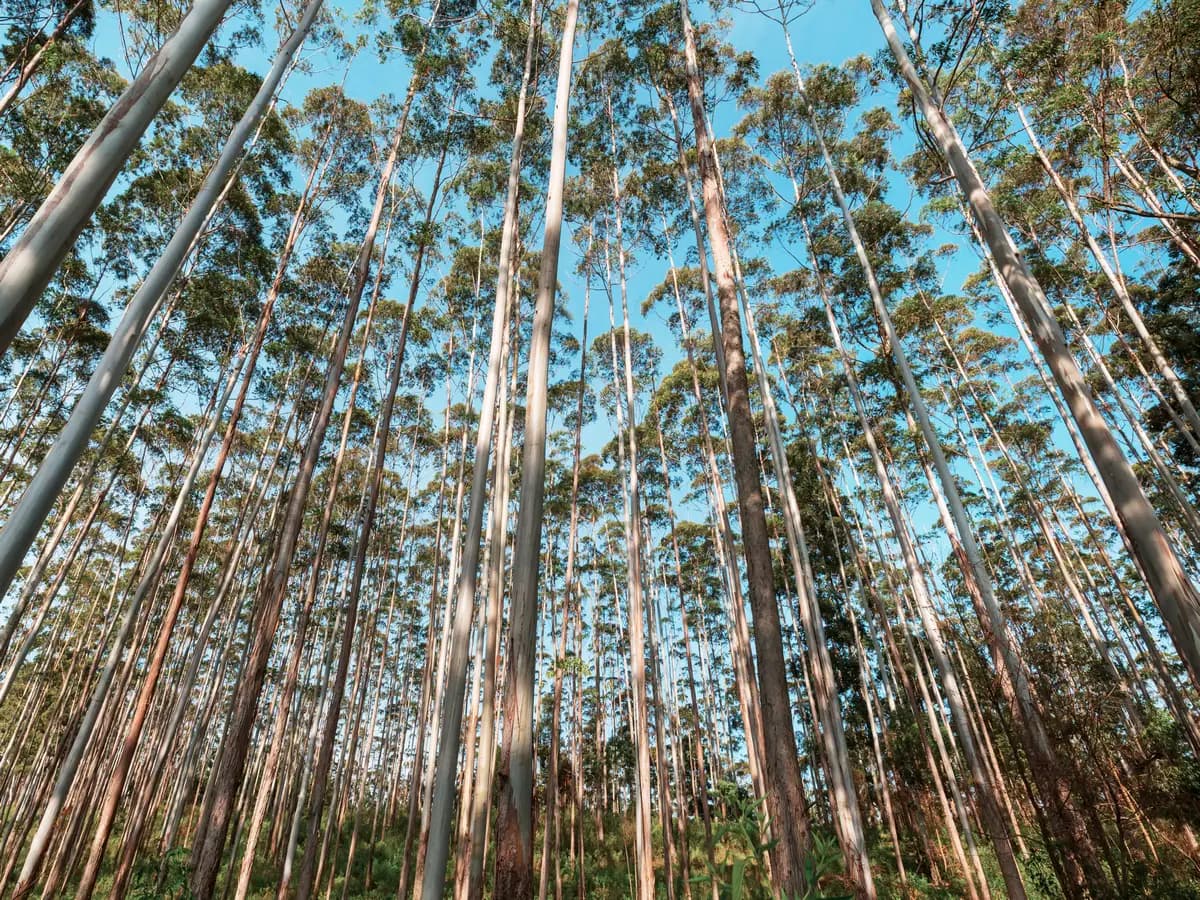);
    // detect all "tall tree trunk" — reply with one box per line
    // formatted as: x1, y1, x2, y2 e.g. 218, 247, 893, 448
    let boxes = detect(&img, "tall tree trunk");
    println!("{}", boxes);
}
394, 370, 459, 897
492, 2, 579, 894
605, 128, 657, 899
0, 286, 181, 661
0, 0, 317, 595
0, 0, 89, 116
187, 65, 420, 898
293, 129, 449, 900
870, 0, 1200, 690
538, 253, 589, 900
464, 311, 518, 900
11, 344, 245, 896
416, 2, 536, 888
0, 0, 237, 353
816, 242, 1028, 899
678, 1, 812, 893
